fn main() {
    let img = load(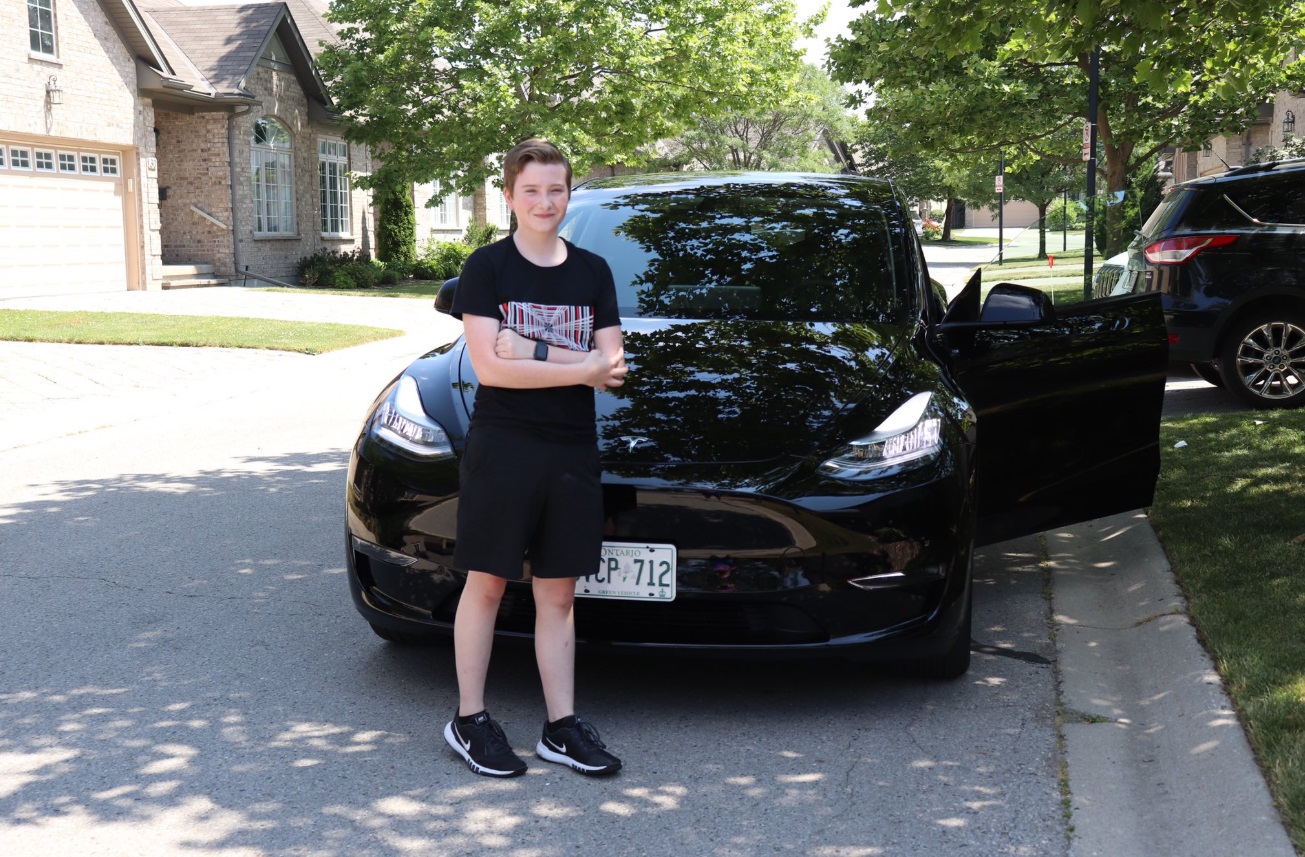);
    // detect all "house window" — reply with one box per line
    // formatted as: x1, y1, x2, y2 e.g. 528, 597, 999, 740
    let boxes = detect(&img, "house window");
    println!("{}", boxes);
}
29, 0, 57, 57
0, 148, 6, 169
318, 138, 350, 236
34, 150, 55, 172
101, 155, 120, 176
251, 117, 295, 234
58, 151, 77, 172
9, 147, 32, 170
1202, 141, 1212, 158
80, 153, 99, 174
431, 182, 458, 227
1285, 111, 1296, 140
487, 184, 512, 229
